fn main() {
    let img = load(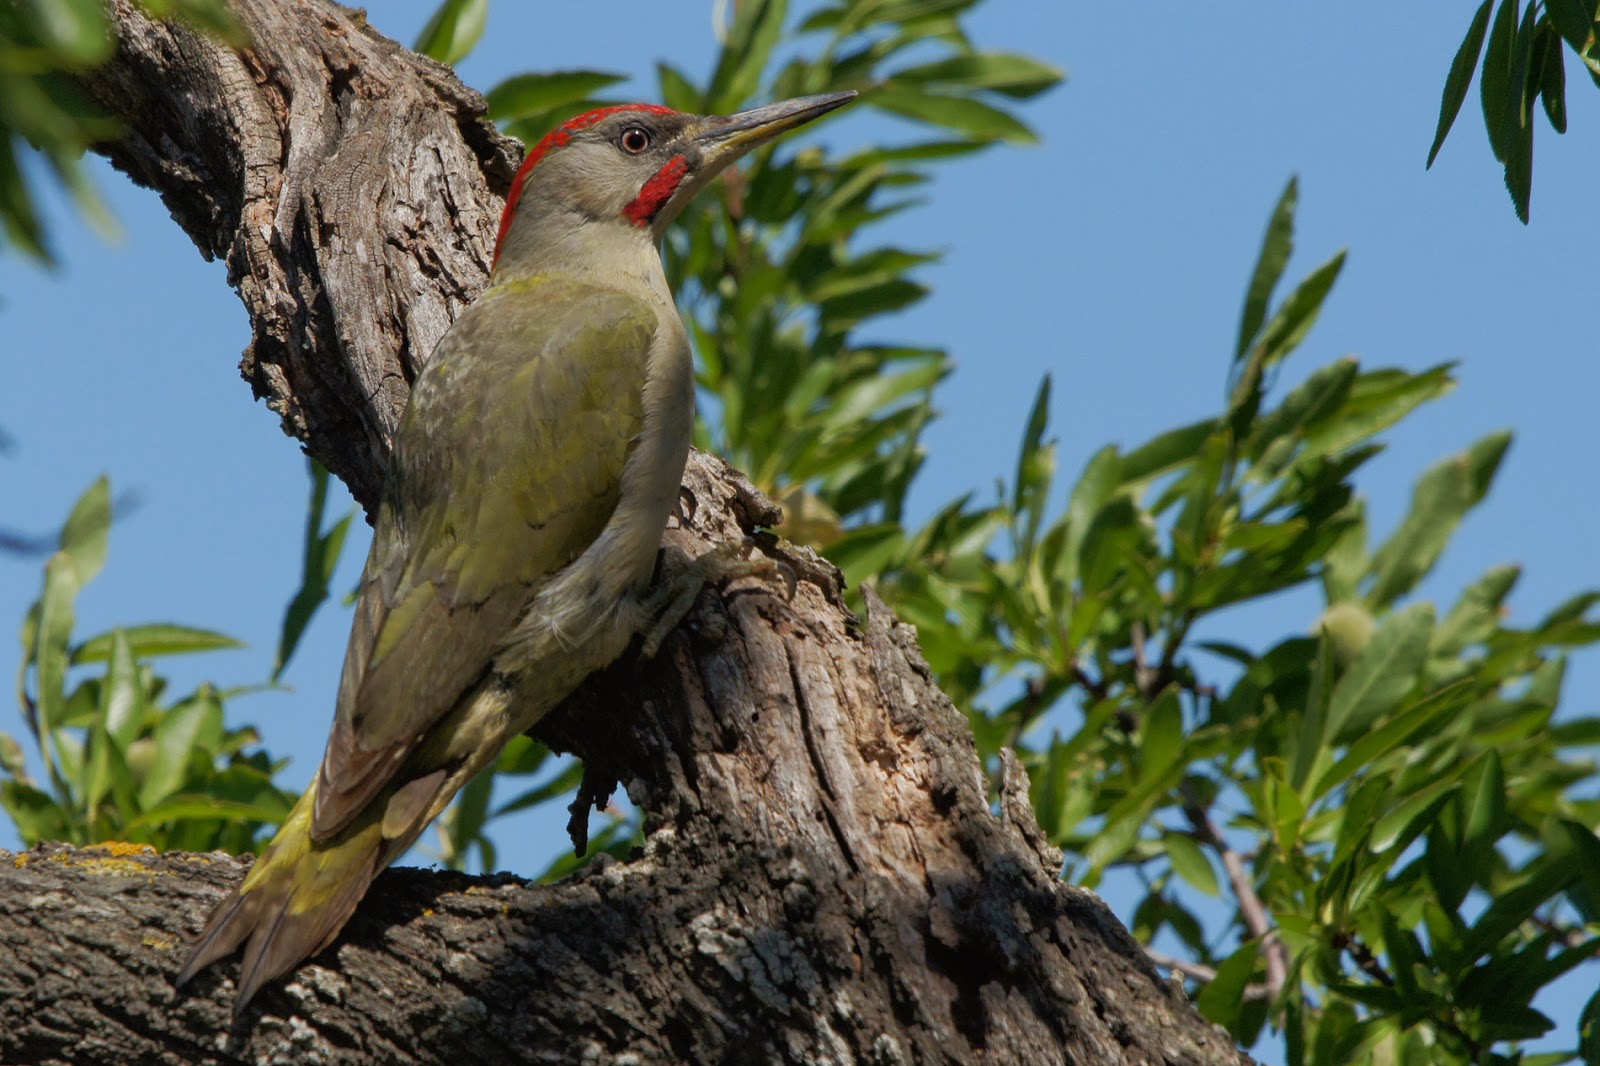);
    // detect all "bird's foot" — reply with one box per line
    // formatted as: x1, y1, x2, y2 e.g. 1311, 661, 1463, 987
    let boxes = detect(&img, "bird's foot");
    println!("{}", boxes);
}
639, 539, 791, 658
